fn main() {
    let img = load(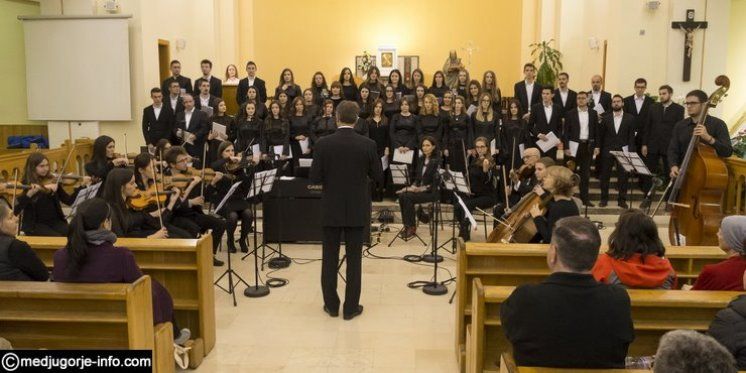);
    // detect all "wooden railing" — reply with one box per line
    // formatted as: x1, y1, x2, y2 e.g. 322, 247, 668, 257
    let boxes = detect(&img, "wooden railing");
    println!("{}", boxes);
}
0, 138, 93, 183
725, 156, 746, 215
